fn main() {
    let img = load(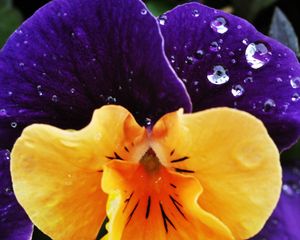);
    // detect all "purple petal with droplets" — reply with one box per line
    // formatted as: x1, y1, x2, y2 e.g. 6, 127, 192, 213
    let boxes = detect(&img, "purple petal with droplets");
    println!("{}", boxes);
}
0, 150, 33, 240
251, 159, 300, 240
0, 0, 191, 149
160, 3, 300, 151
